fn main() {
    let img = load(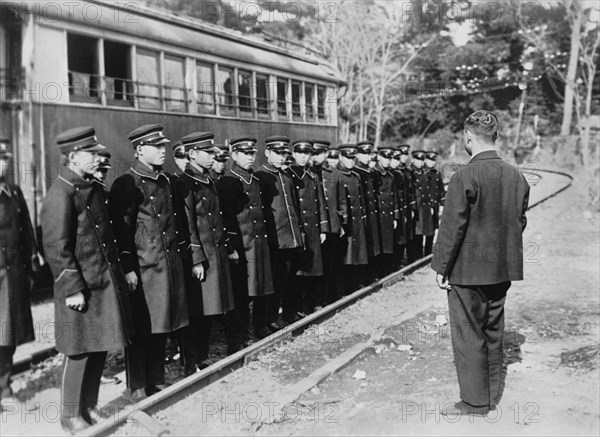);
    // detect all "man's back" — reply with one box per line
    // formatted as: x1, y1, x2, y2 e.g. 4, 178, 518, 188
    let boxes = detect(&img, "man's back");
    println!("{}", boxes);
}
432, 150, 530, 285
